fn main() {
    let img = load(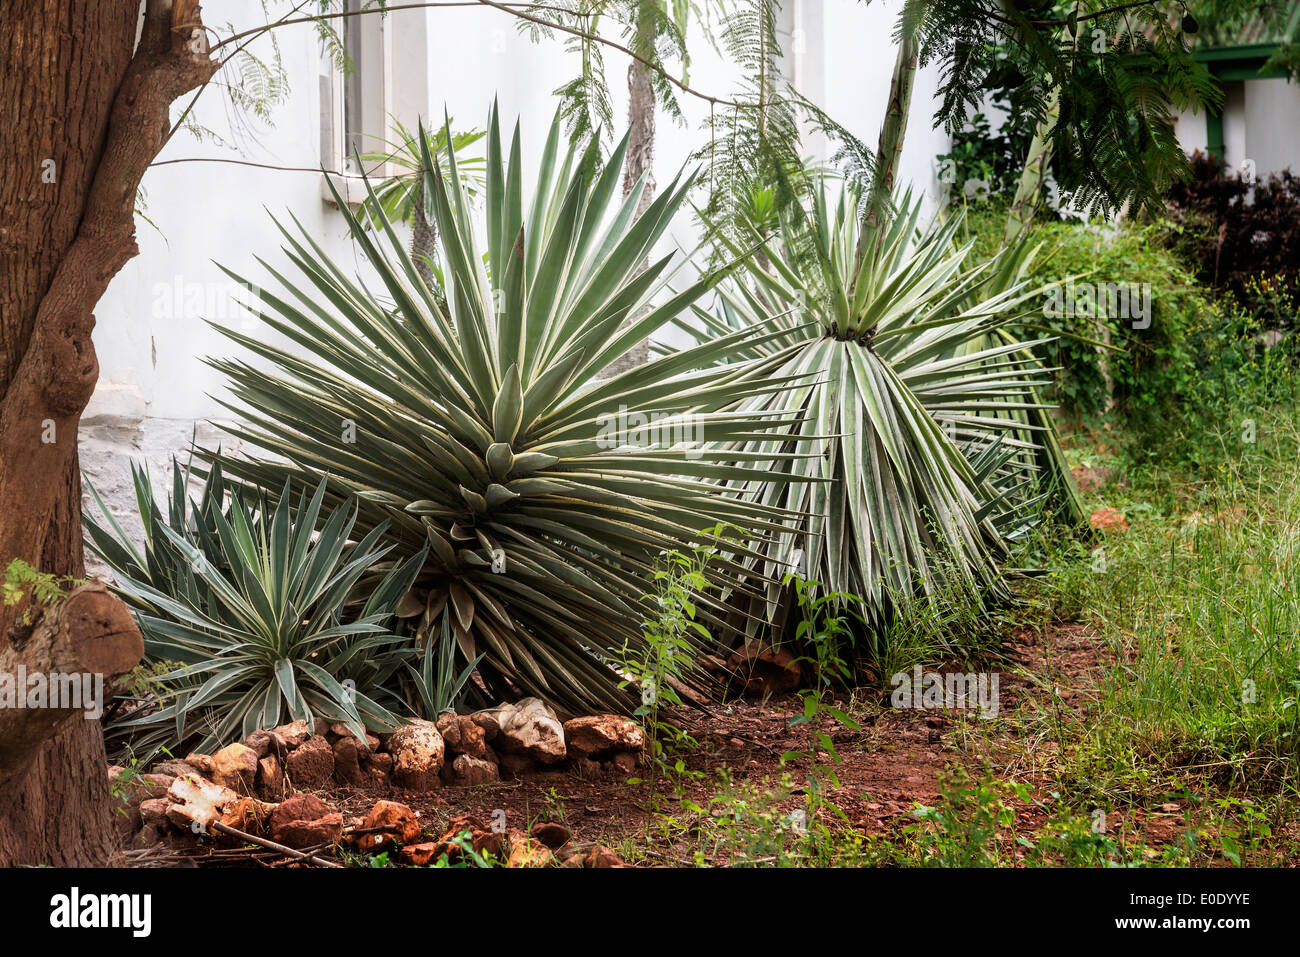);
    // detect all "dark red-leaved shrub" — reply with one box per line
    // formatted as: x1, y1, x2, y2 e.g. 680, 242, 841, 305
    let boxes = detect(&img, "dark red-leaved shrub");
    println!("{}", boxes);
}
1166, 150, 1300, 327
